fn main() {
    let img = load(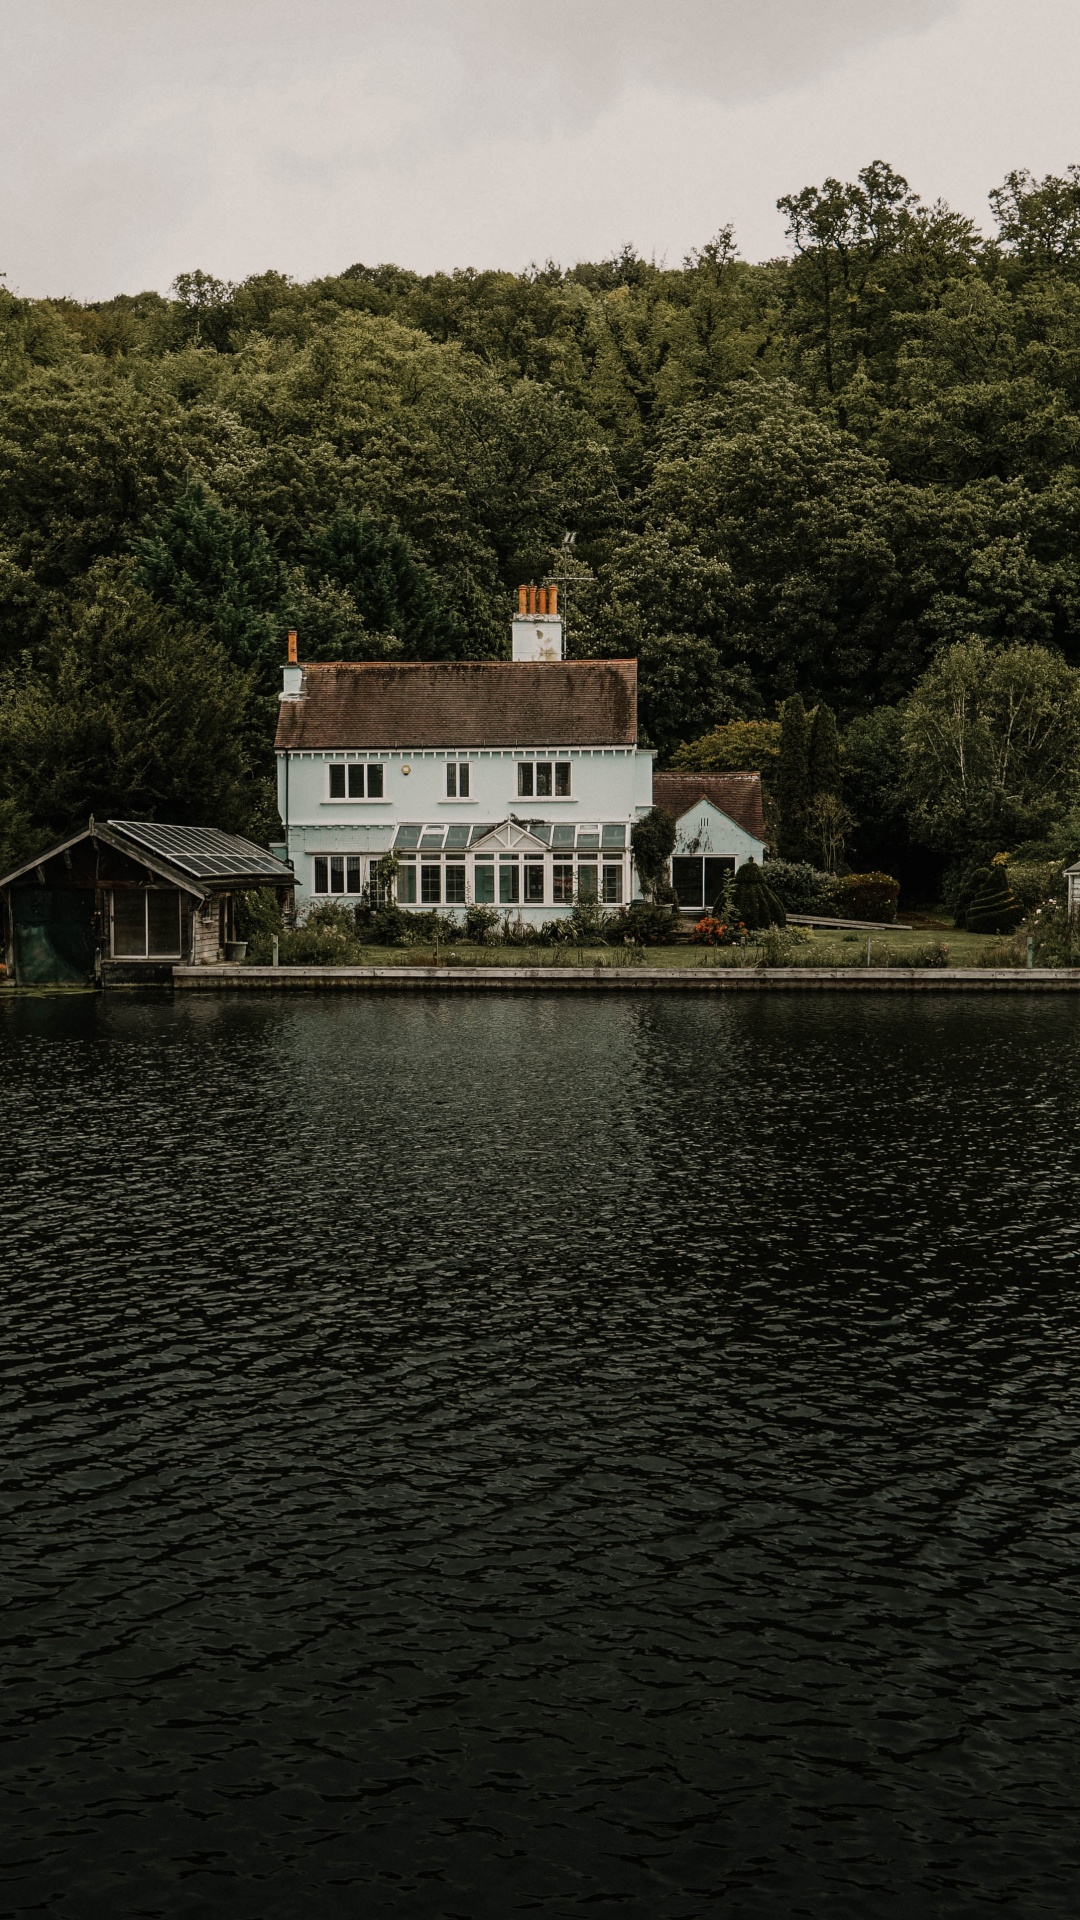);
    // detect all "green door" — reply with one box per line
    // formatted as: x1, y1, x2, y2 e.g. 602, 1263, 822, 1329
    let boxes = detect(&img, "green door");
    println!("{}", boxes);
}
11, 889, 98, 984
